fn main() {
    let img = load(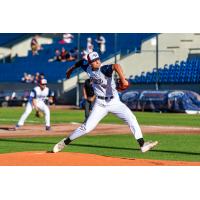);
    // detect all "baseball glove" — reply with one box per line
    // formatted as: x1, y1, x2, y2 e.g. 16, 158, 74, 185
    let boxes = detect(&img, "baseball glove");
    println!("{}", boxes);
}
35, 110, 44, 118
116, 79, 130, 92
